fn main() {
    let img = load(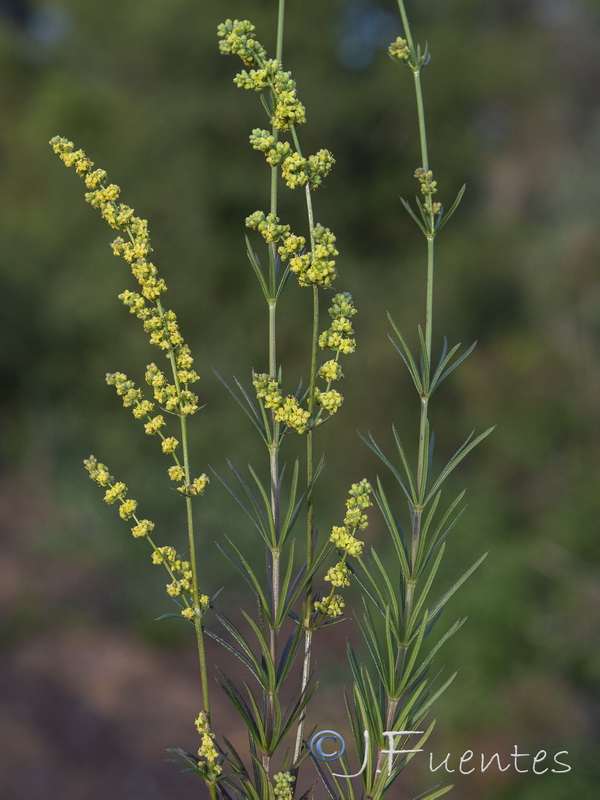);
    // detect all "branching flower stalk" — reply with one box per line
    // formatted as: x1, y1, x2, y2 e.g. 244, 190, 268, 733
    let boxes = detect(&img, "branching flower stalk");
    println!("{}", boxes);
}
217, 10, 363, 787
49, 138, 220, 798
340, 3, 493, 799
49, 3, 491, 799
